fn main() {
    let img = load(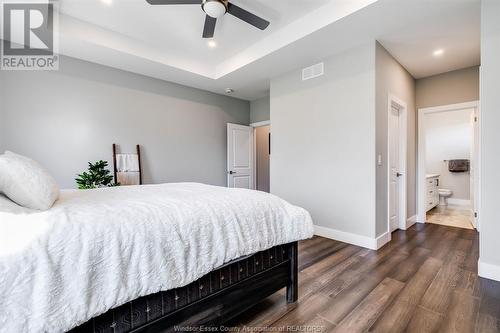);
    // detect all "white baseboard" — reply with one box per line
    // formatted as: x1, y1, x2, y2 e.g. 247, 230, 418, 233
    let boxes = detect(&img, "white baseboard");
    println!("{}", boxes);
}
376, 232, 391, 249
478, 260, 500, 282
446, 198, 471, 206
403, 215, 417, 230
314, 225, 389, 250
